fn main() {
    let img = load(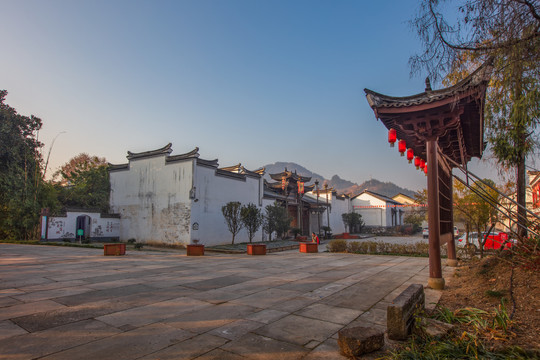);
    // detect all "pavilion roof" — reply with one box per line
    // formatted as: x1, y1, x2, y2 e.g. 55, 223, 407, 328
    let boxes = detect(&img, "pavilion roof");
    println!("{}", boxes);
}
269, 170, 312, 183
364, 61, 492, 166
